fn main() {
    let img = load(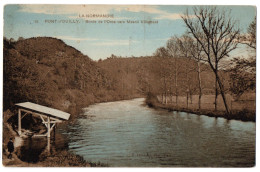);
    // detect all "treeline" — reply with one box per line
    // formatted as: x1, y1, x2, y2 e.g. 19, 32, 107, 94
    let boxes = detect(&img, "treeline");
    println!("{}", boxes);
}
98, 55, 219, 97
